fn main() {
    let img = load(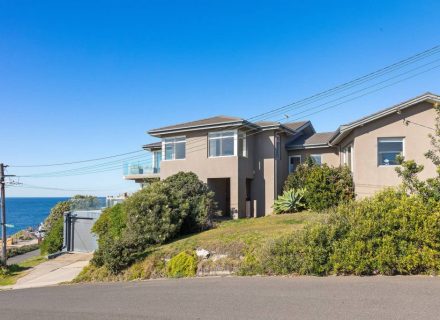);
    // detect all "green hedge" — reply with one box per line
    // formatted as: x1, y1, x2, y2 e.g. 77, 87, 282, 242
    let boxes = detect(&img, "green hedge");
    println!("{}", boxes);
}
284, 162, 354, 211
244, 189, 440, 276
